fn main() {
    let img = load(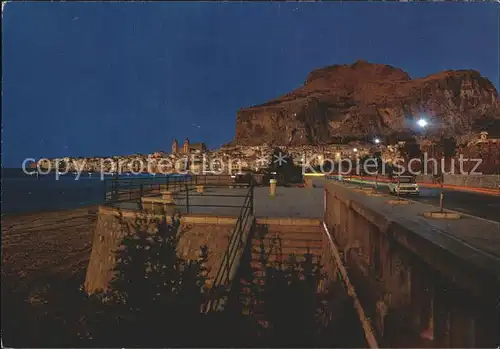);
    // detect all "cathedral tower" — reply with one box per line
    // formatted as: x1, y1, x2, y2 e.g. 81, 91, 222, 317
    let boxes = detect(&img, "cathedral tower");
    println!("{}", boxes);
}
172, 138, 178, 154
